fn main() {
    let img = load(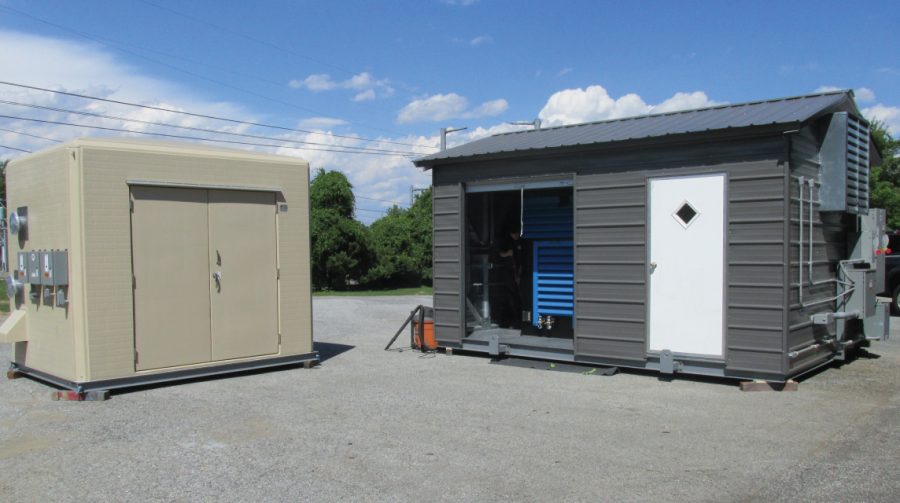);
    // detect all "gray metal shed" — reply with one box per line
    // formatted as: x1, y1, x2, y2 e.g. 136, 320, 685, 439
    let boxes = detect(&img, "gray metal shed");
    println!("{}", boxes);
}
414, 90, 890, 381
